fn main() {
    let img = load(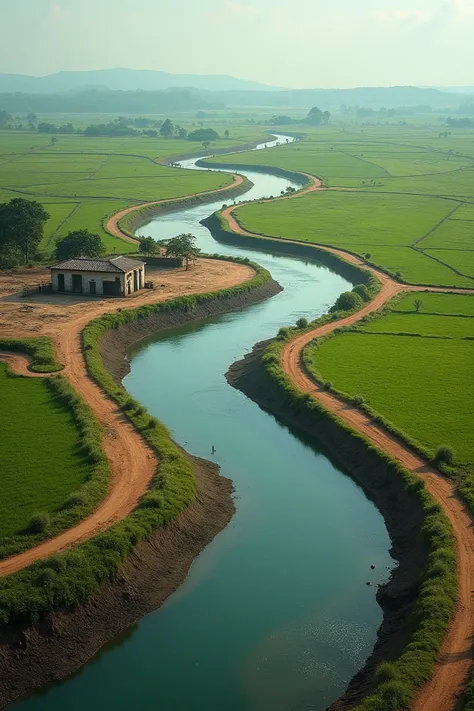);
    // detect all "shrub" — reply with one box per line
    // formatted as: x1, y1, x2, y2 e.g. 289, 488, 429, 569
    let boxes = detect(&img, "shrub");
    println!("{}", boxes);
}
278, 327, 291, 340
296, 317, 308, 329
374, 661, 399, 684
353, 394, 366, 406
330, 291, 363, 313
323, 381, 333, 391
353, 284, 371, 302
434, 446, 455, 465
28, 512, 50, 534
